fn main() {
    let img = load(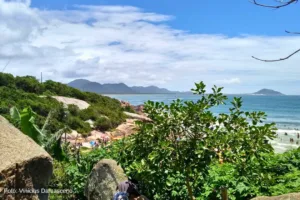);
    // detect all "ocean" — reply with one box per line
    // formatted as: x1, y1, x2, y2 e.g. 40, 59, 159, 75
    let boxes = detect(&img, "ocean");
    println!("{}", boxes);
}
107, 94, 300, 130
106, 94, 300, 153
